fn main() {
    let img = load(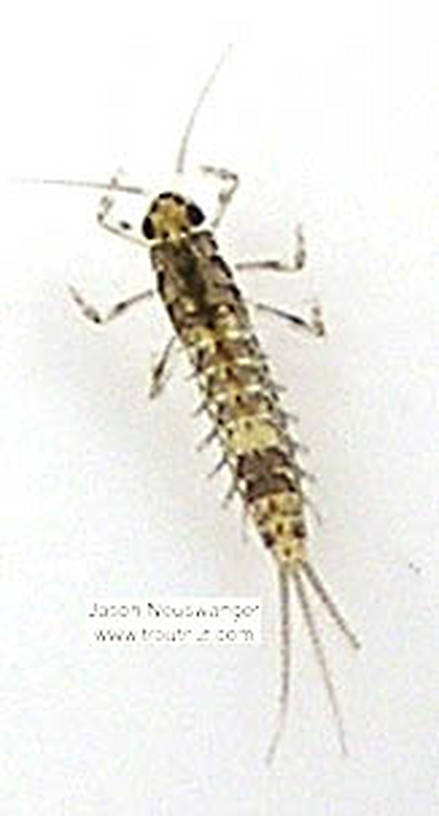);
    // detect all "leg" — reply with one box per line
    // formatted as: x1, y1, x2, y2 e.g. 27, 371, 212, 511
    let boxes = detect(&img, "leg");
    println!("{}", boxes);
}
97, 170, 148, 247
200, 164, 239, 229
149, 336, 178, 399
69, 285, 154, 325
252, 300, 325, 338
236, 224, 306, 274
